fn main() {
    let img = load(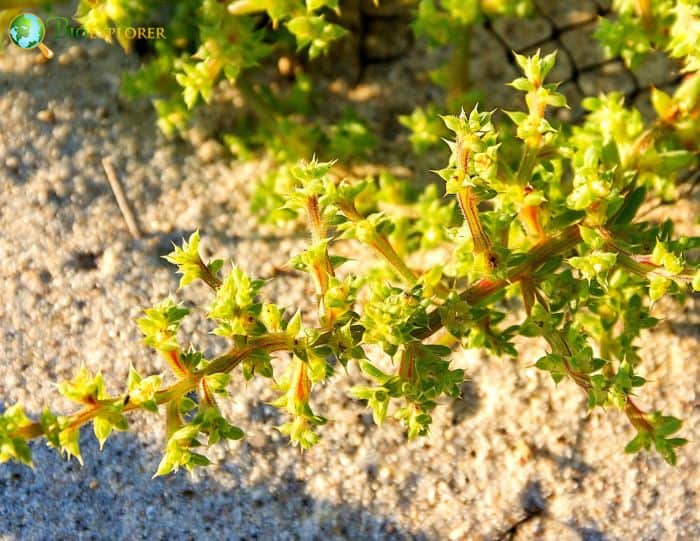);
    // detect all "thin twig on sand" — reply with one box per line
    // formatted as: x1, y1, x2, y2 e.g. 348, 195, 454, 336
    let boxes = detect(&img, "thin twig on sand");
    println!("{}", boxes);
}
101, 157, 142, 240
